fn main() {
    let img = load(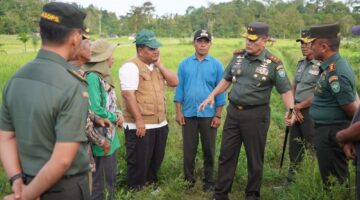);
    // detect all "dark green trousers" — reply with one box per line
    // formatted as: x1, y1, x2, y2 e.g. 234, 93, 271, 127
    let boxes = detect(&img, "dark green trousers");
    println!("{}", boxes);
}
213, 104, 270, 200
314, 123, 350, 187
287, 108, 315, 182
24, 173, 90, 200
